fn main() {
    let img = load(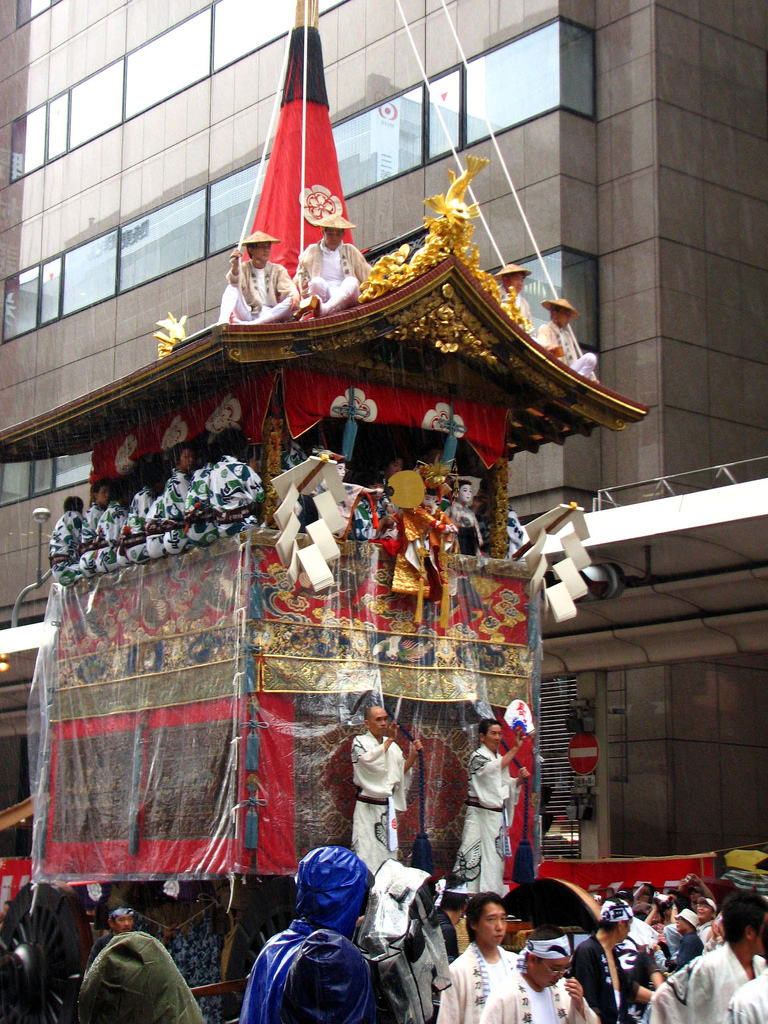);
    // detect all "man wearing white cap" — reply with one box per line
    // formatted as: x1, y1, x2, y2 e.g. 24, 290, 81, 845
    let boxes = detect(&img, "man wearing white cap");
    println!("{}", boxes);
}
536, 298, 598, 379
295, 214, 371, 318
495, 263, 533, 325
696, 896, 717, 946
571, 898, 652, 1024
480, 925, 597, 1024
671, 908, 704, 970
219, 231, 299, 324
